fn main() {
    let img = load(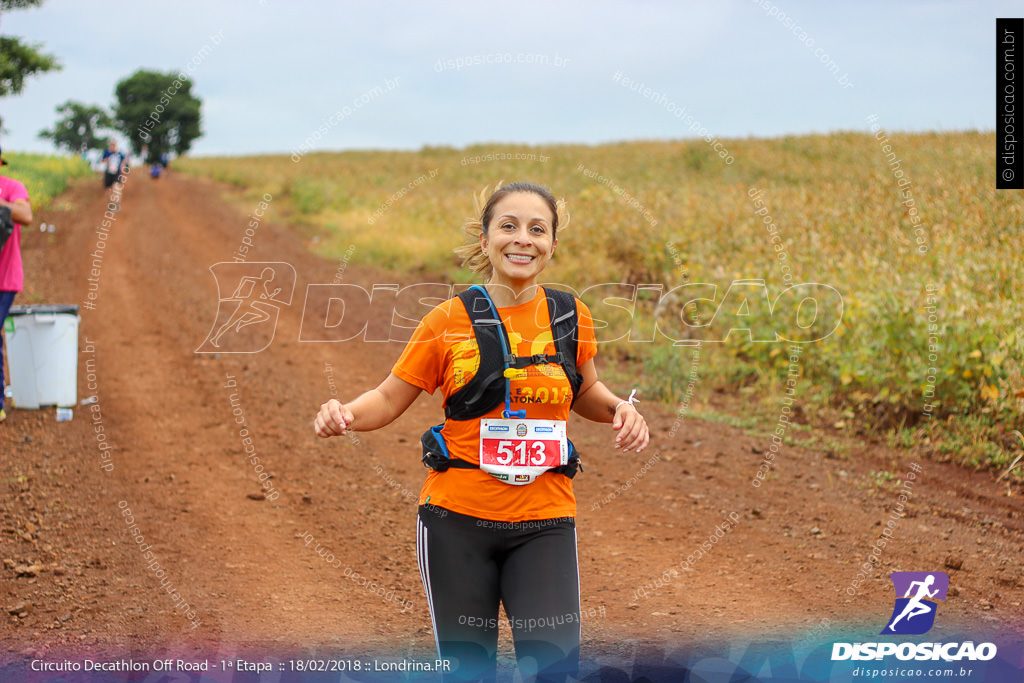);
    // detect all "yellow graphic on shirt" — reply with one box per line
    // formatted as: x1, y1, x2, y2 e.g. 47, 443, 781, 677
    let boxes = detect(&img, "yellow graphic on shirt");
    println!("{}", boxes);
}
523, 330, 565, 380
506, 331, 570, 407
451, 338, 480, 389
451, 328, 568, 405
511, 385, 572, 406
